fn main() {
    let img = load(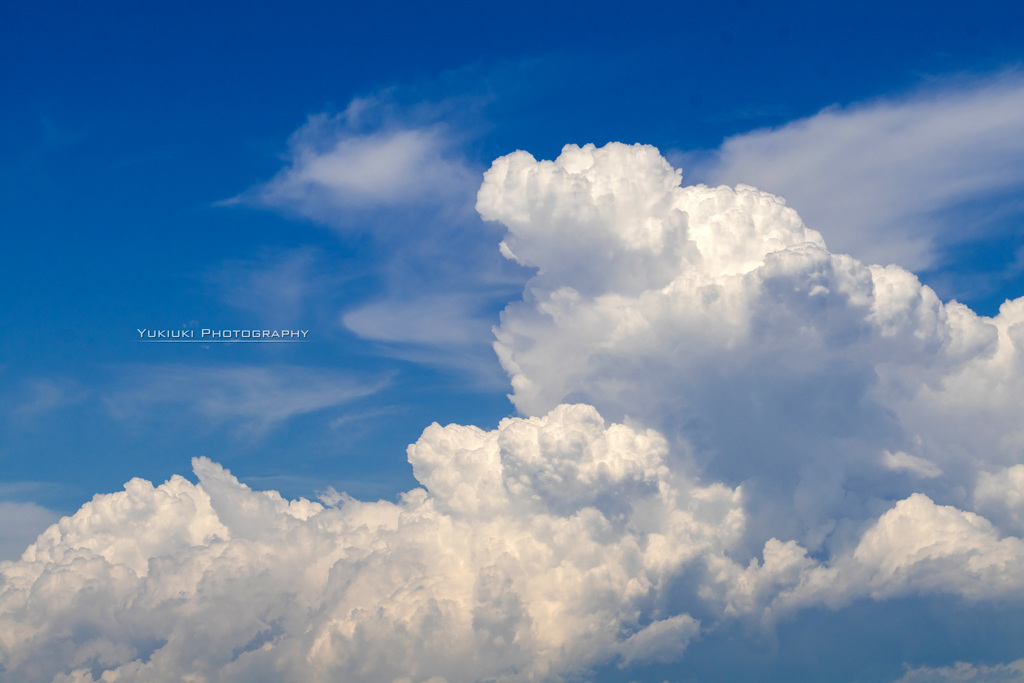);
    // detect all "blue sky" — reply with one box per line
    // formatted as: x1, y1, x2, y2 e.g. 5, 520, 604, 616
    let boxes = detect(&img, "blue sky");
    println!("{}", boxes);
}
2, 1, 1024, 681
